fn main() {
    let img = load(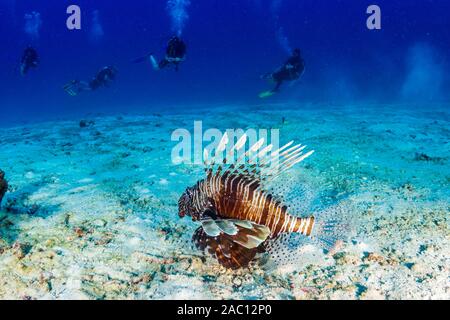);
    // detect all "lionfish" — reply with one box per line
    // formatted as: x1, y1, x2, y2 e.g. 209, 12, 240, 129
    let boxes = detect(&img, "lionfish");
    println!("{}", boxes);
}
178, 133, 344, 269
